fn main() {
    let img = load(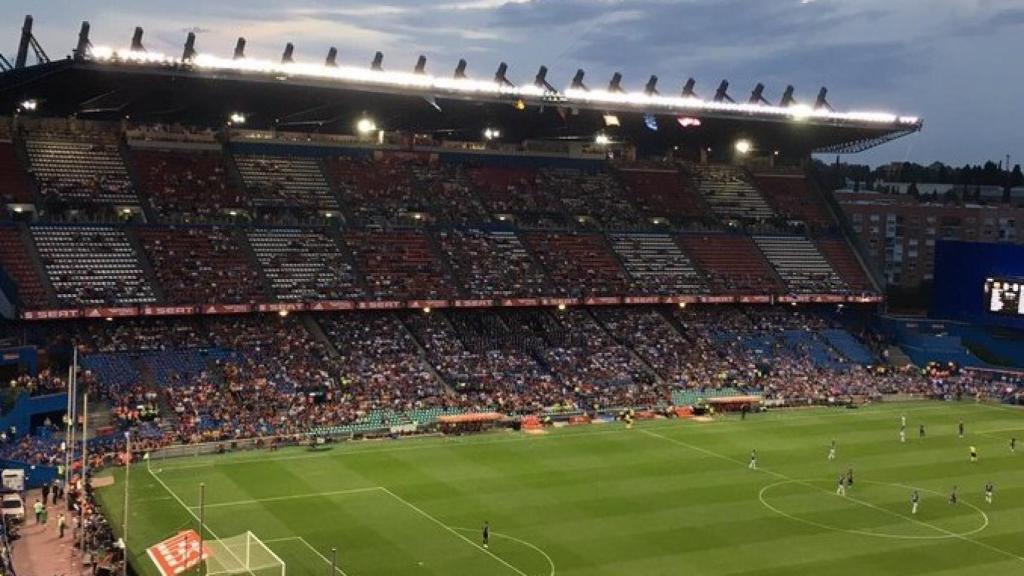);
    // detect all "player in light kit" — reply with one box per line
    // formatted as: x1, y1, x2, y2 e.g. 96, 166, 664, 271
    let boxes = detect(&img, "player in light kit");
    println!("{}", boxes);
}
900, 425, 906, 443
901, 413, 906, 428
985, 482, 994, 504
970, 445, 978, 463
828, 440, 836, 461
911, 490, 920, 514
749, 449, 758, 470
836, 474, 846, 496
